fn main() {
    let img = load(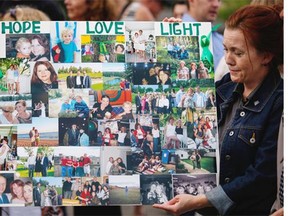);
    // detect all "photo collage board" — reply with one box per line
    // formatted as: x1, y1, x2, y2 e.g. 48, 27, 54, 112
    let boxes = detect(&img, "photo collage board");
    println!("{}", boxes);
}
0, 21, 218, 207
